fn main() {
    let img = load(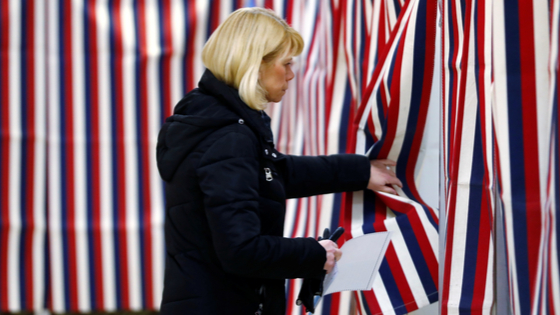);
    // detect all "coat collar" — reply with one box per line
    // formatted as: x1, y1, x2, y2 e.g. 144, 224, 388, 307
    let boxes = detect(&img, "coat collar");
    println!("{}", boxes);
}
198, 69, 274, 145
